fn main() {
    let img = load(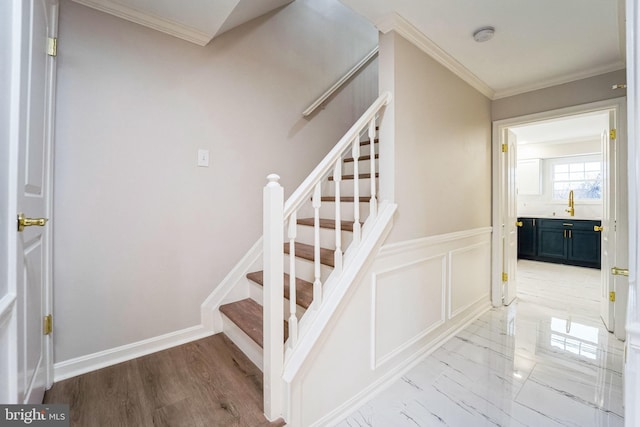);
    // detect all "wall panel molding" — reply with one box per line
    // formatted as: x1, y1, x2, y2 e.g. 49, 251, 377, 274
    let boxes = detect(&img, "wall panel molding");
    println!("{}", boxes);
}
449, 241, 492, 319
370, 255, 446, 369
369, 227, 492, 370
